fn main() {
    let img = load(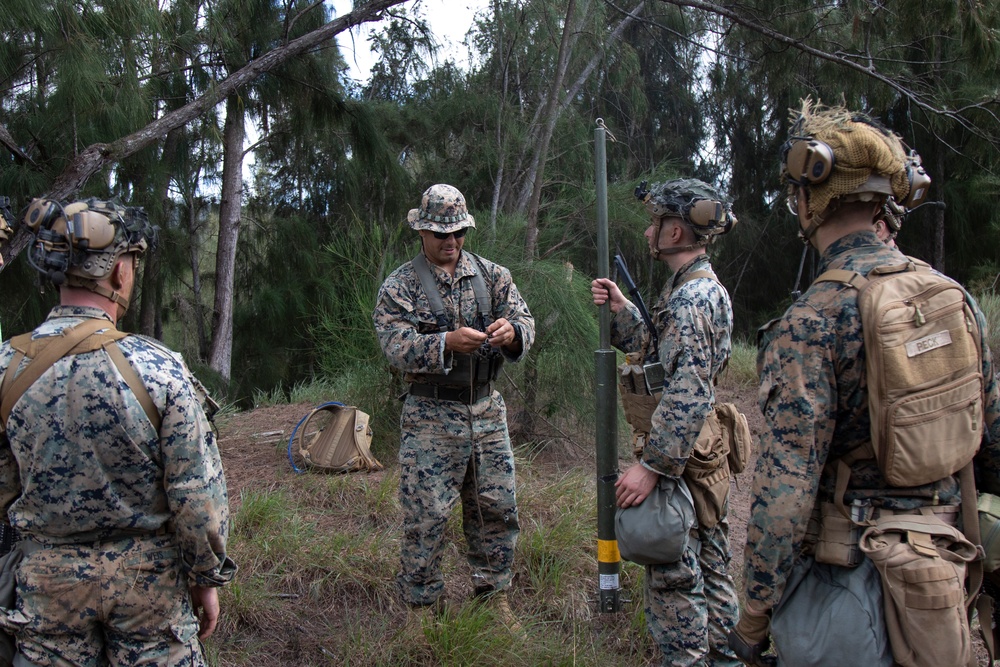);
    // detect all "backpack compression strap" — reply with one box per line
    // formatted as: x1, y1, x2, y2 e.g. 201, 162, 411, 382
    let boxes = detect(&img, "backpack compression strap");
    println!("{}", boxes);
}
0, 320, 160, 433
